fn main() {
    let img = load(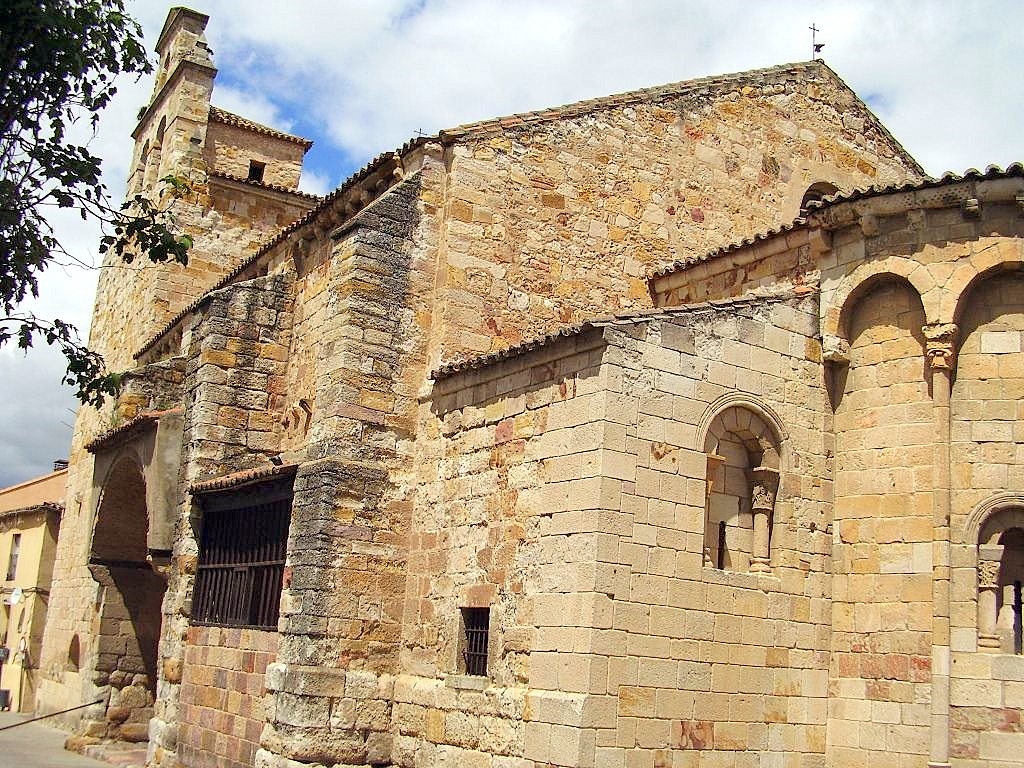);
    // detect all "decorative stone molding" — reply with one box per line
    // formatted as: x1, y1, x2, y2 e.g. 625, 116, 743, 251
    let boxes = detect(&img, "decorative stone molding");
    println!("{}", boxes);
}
961, 197, 981, 218
923, 322, 958, 370
859, 213, 880, 236
751, 467, 779, 511
821, 334, 850, 363
978, 559, 1000, 590
964, 492, 1024, 545
696, 393, 789, 458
